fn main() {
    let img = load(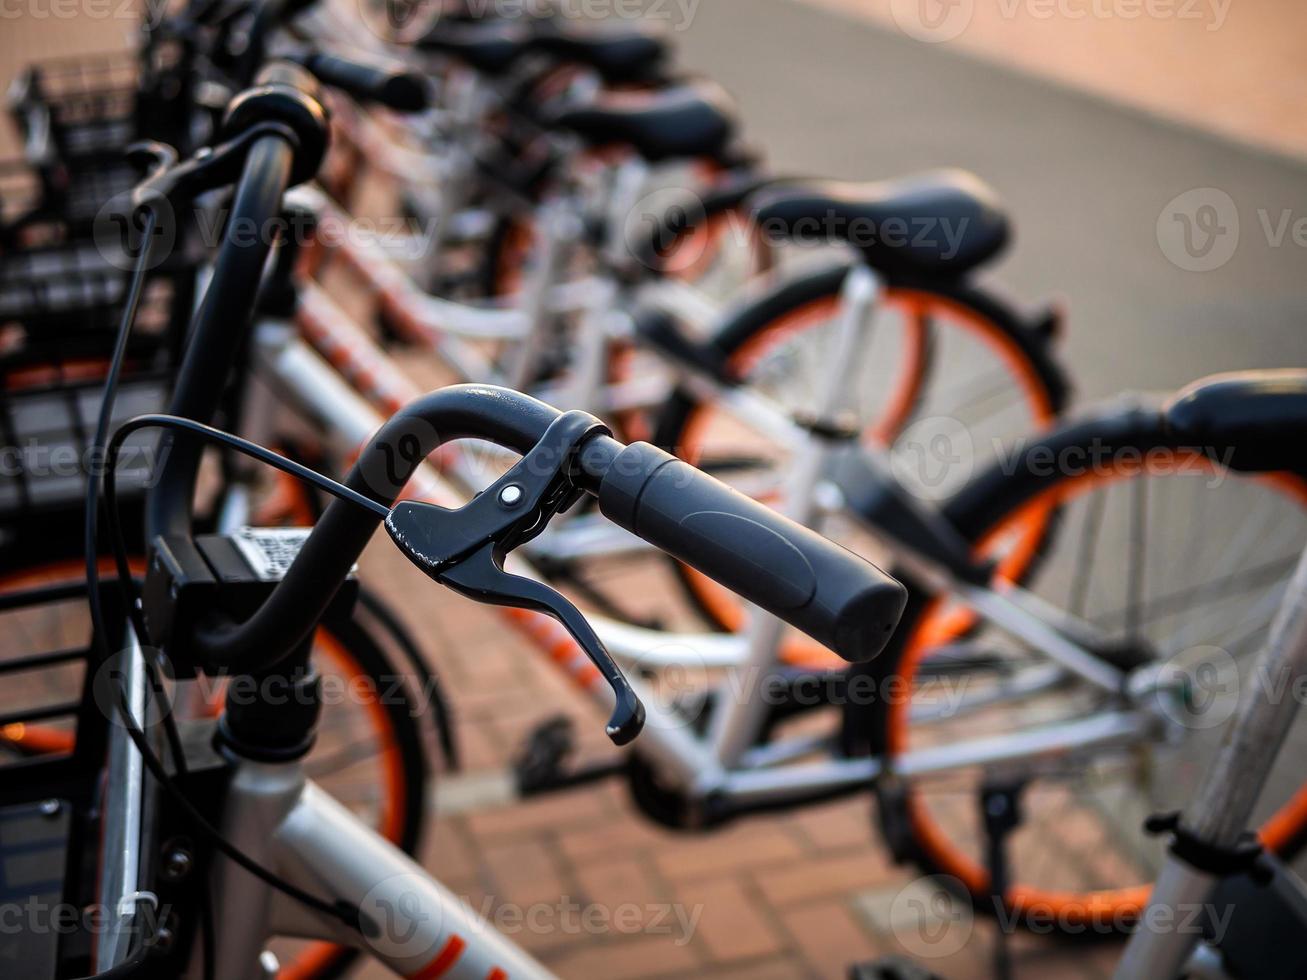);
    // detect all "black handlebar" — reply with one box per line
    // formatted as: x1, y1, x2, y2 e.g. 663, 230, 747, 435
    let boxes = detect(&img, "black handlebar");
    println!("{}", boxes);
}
296, 51, 429, 112
147, 62, 329, 541
187, 386, 905, 671
597, 444, 905, 662
147, 133, 296, 540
